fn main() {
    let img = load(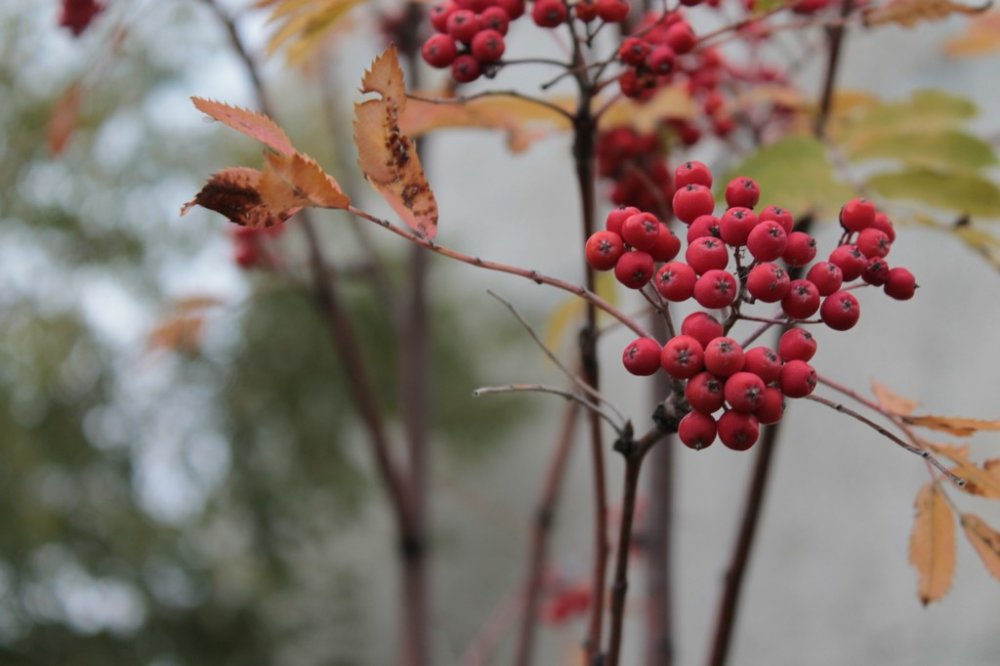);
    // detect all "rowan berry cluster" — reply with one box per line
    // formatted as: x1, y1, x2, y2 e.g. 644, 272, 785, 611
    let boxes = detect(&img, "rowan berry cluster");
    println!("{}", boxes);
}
585, 163, 916, 451
597, 127, 672, 213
